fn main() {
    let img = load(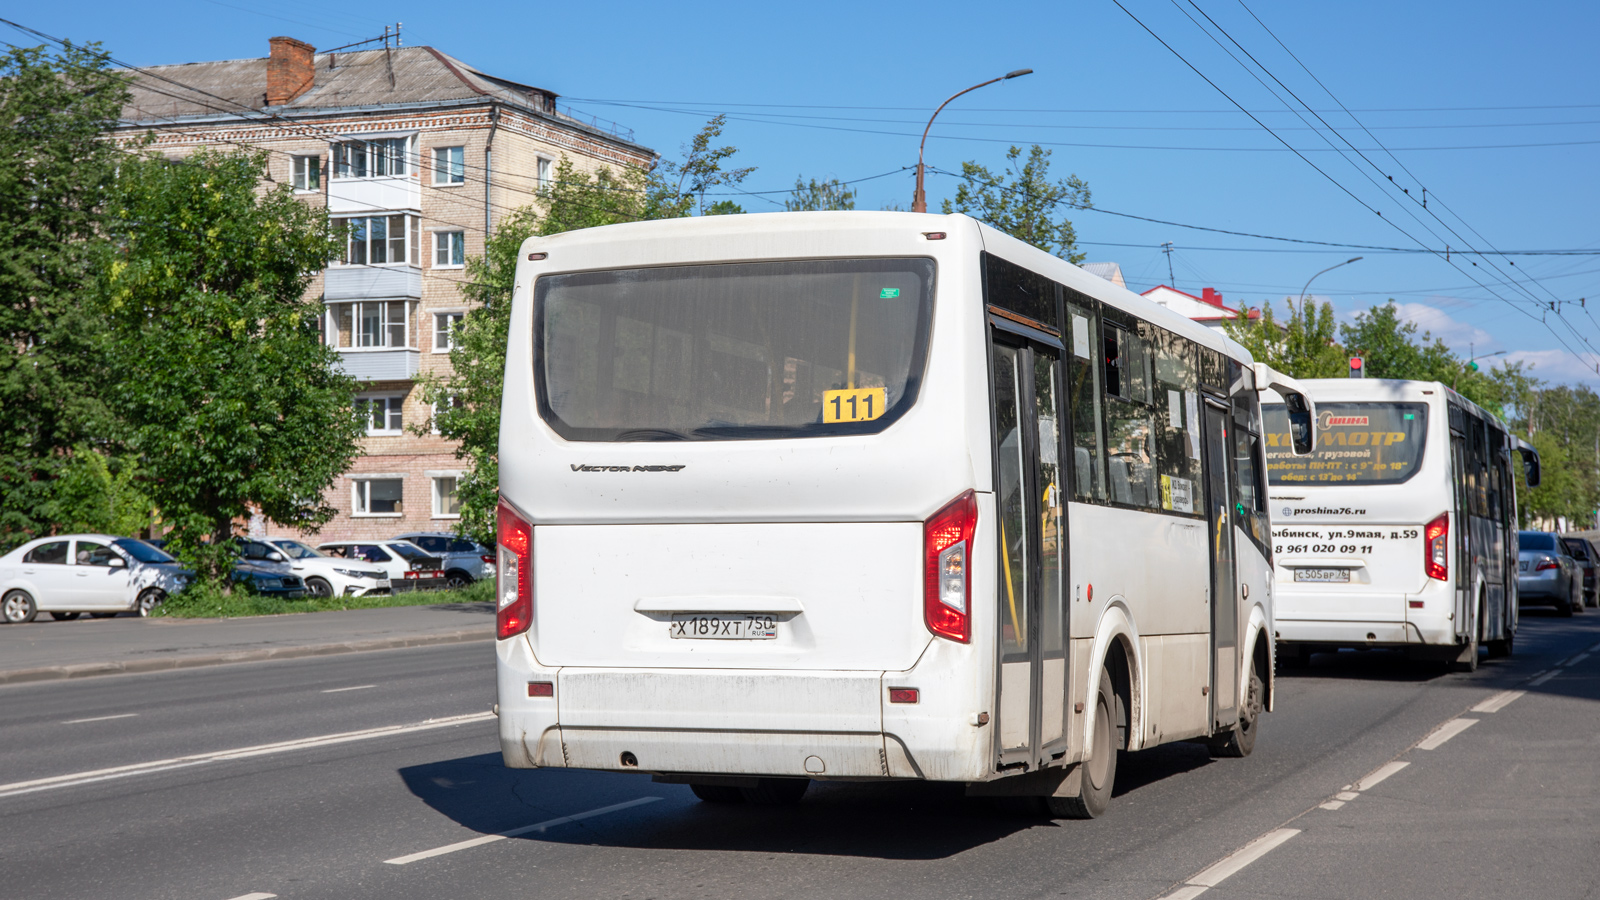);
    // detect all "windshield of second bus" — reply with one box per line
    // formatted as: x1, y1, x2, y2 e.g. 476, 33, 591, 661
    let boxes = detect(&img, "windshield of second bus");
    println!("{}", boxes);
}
1263, 402, 1428, 486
